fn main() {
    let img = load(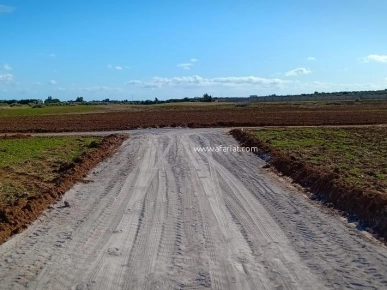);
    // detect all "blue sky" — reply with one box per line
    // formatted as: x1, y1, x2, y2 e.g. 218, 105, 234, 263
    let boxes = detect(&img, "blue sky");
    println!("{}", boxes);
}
1, 0, 387, 101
